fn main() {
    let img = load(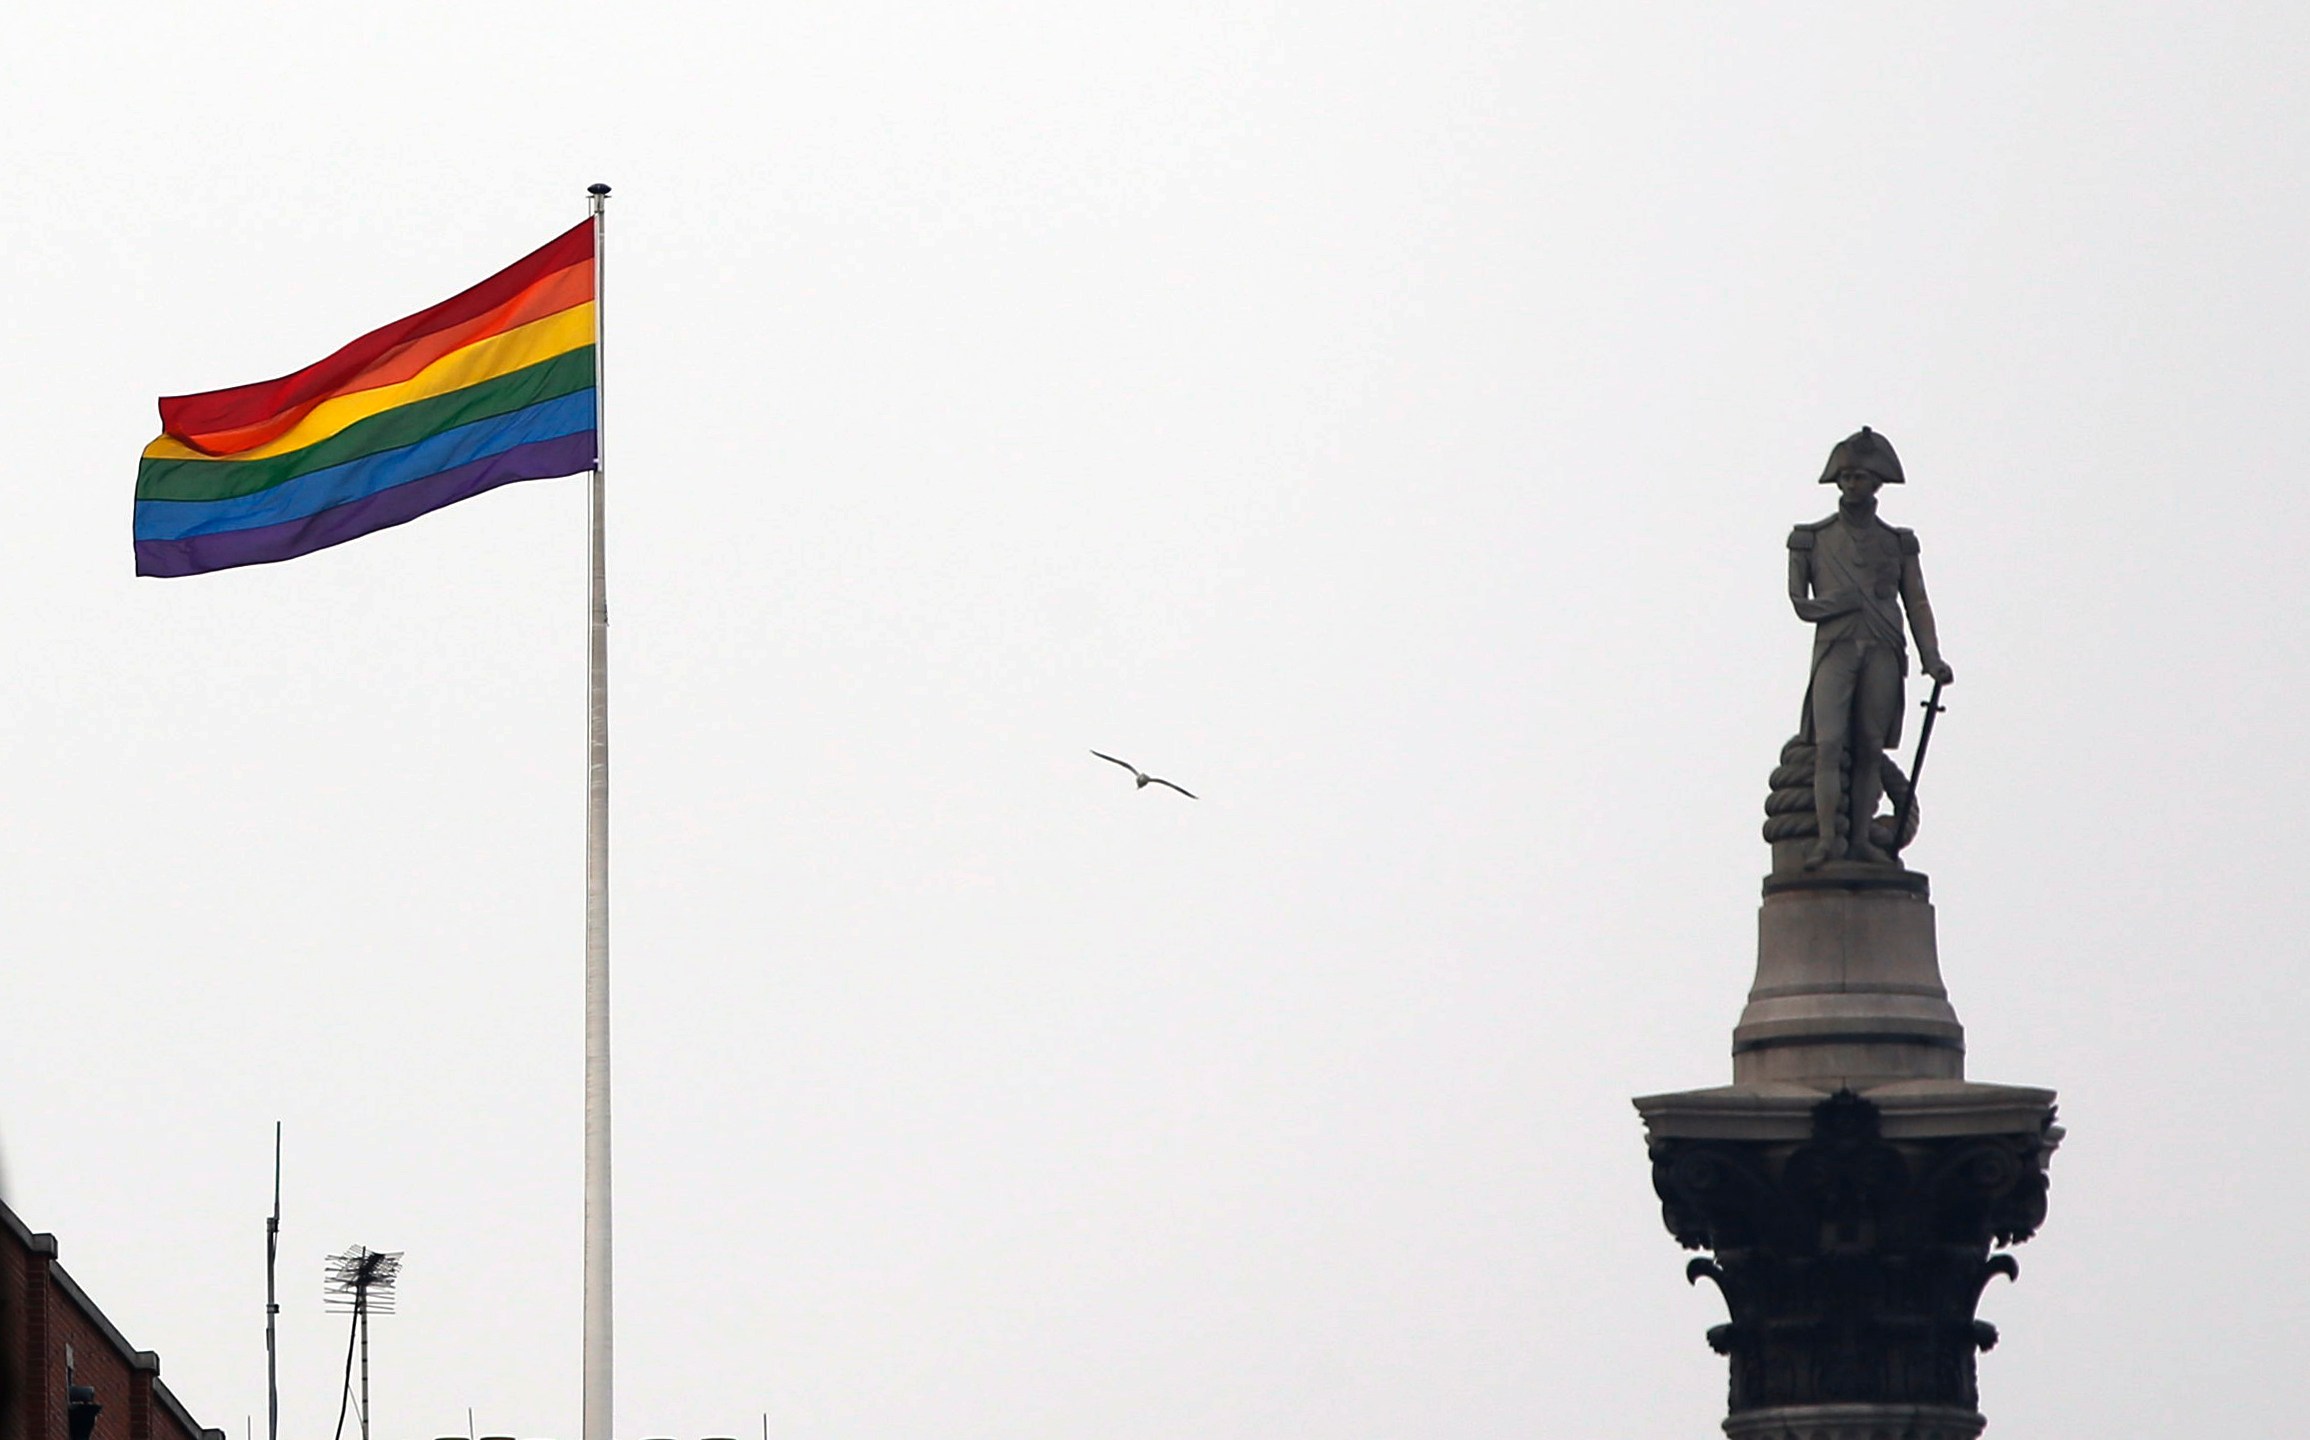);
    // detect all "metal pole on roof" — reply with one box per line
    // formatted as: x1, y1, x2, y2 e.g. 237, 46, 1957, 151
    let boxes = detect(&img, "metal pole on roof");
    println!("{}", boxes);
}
357, 1283, 370, 1440
266, 1123, 281, 1440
